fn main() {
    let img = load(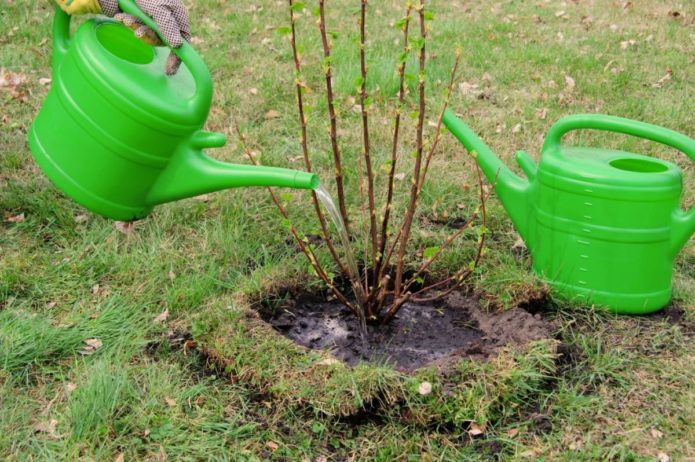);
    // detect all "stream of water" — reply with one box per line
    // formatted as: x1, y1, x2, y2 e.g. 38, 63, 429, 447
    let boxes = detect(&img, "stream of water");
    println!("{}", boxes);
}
314, 184, 369, 339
